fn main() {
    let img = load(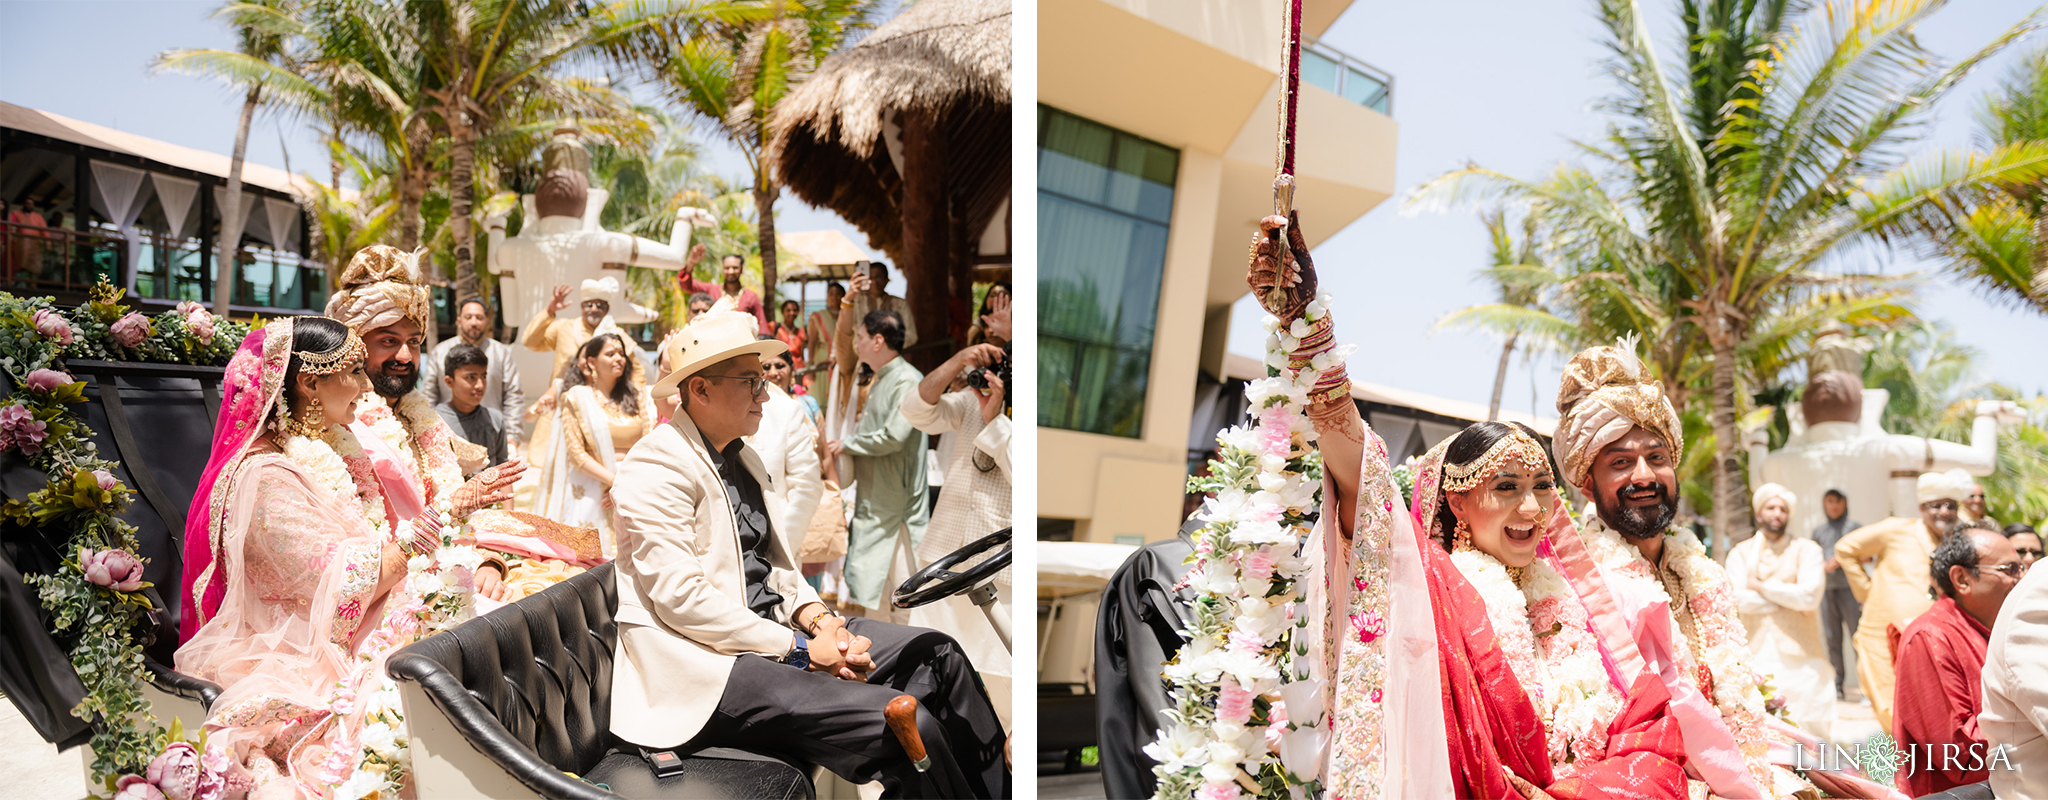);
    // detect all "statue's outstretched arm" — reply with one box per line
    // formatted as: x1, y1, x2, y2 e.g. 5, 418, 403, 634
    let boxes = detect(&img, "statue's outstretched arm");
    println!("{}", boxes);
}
1903, 401, 2020, 476
621, 207, 716, 272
